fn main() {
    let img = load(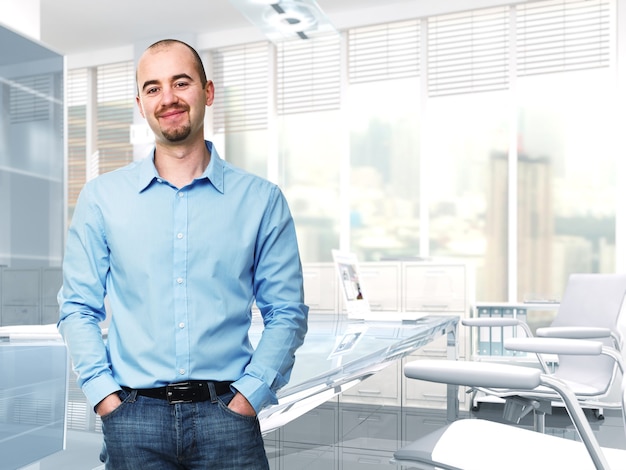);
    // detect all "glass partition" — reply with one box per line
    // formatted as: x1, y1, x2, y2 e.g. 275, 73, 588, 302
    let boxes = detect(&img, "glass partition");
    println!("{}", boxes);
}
0, 25, 64, 326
